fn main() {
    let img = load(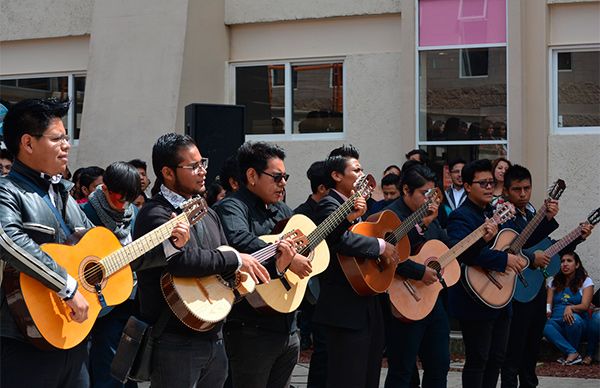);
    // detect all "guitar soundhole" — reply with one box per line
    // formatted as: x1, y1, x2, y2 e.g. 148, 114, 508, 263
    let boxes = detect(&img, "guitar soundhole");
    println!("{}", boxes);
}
82, 261, 105, 289
427, 260, 442, 273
